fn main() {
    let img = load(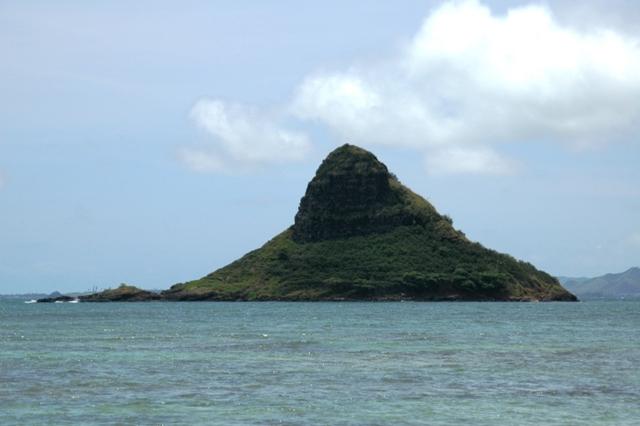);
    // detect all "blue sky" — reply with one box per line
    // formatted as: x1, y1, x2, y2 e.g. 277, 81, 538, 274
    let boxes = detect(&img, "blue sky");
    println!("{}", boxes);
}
1, 0, 639, 293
